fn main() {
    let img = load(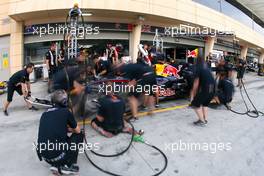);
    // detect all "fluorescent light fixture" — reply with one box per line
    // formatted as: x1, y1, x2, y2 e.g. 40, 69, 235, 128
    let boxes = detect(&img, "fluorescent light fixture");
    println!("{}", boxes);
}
82, 12, 93, 16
